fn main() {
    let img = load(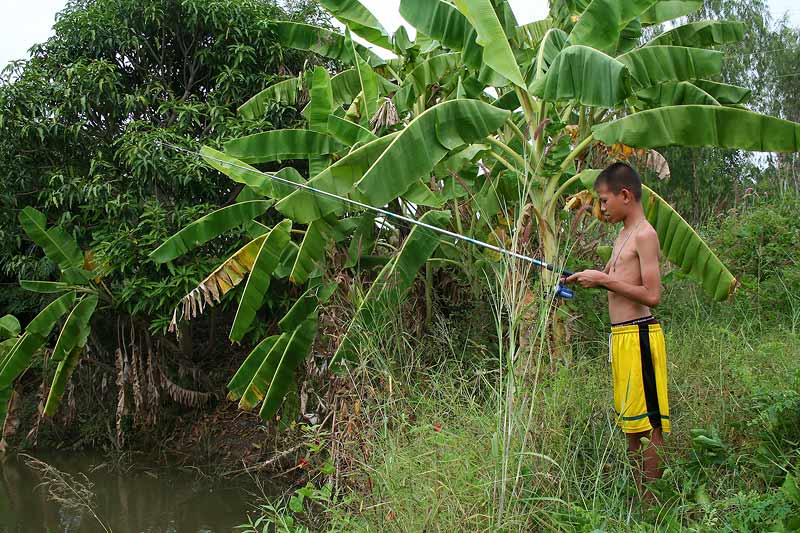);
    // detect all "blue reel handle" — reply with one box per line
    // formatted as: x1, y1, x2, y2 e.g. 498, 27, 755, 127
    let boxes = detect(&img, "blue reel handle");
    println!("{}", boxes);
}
556, 284, 574, 299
